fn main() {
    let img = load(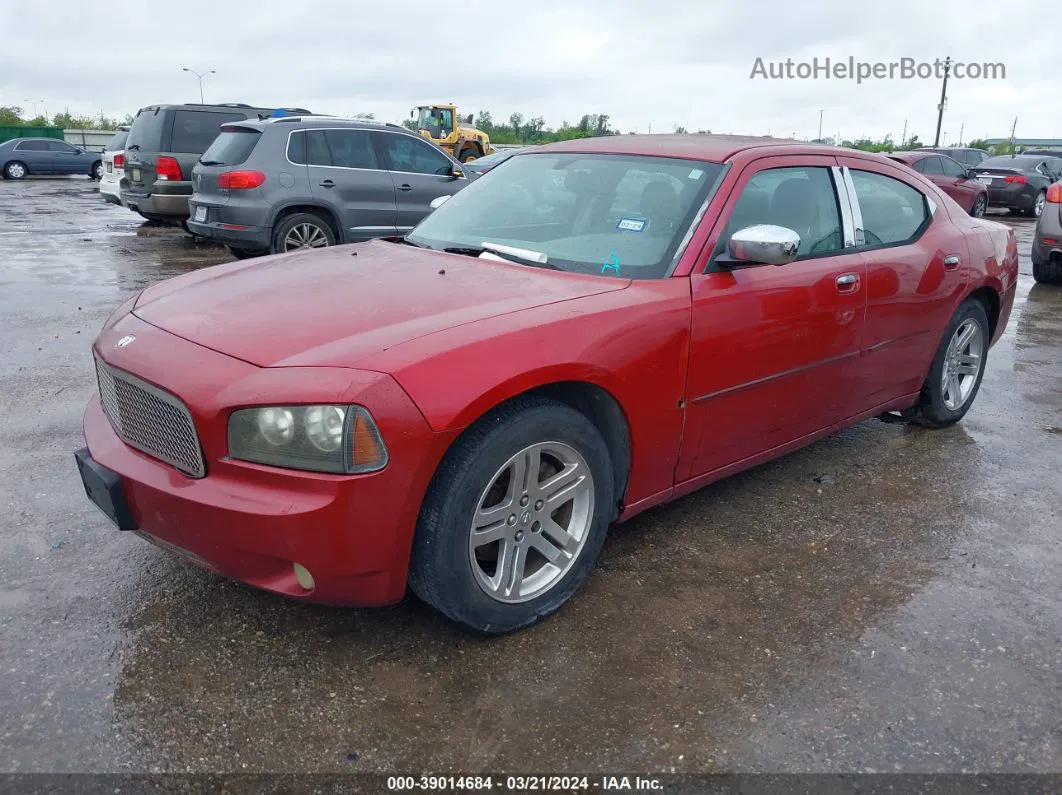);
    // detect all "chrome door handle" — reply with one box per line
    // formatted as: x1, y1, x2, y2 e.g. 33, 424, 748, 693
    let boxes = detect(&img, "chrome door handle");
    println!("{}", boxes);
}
836, 273, 858, 289
944, 254, 961, 269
